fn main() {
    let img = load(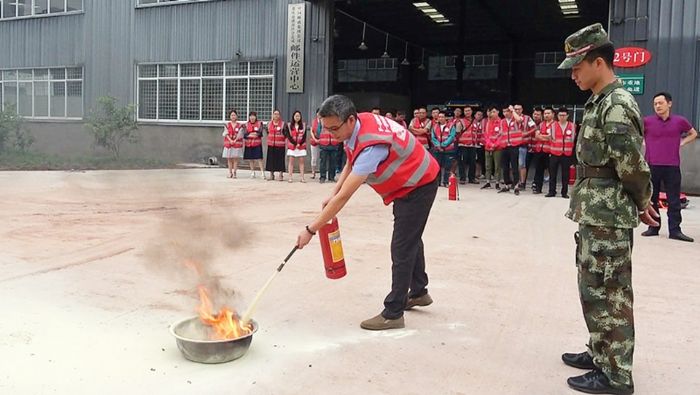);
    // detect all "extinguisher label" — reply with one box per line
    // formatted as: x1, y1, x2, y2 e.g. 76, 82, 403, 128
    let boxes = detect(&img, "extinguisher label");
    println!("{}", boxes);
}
329, 230, 344, 262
